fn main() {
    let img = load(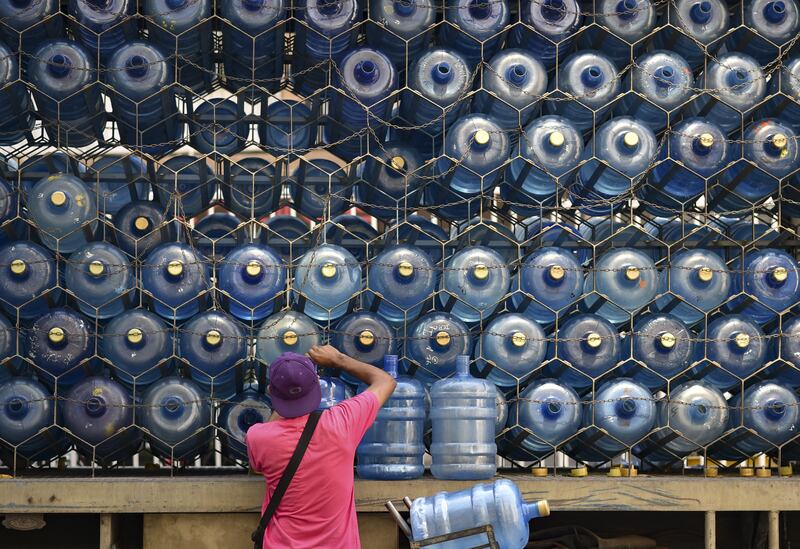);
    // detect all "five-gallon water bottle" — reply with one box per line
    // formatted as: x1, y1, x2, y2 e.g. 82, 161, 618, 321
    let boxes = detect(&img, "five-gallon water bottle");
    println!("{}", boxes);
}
733, 0, 800, 65
578, 0, 656, 67
366, 0, 434, 66
263, 215, 313, 261
193, 208, 244, 259
504, 116, 582, 213
654, 249, 731, 325
617, 51, 694, 132
27, 307, 99, 390
86, 155, 150, 215
407, 312, 472, 384
514, 247, 584, 326
713, 119, 799, 212
357, 142, 424, 219
766, 57, 800, 131
218, 244, 286, 322
328, 48, 397, 160
218, 389, 272, 462
430, 355, 496, 479
107, 41, 180, 156
255, 310, 322, 366
449, 216, 520, 264
293, 244, 361, 321
0, 313, 22, 382
141, 242, 211, 320
472, 49, 547, 131
113, 200, 174, 258
179, 311, 247, 398
260, 99, 314, 155
0, 378, 69, 466
644, 118, 728, 216
102, 309, 175, 392
478, 313, 547, 389
357, 355, 426, 479
568, 378, 655, 462
0, 241, 61, 320
634, 380, 728, 465
155, 156, 216, 218
501, 378, 581, 460
14, 152, 85, 199
653, 0, 729, 68
62, 376, 142, 464
145, 0, 213, 92
0, 0, 63, 60
289, 157, 351, 219
365, 245, 437, 325
324, 214, 379, 263
222, 157, 280, 218
546, 313, 620, 392
770, 317, 800, 387
439, 0, 510, 67
65, 242, 135, 320
190, 99, 248, 155
27, 173, 97, 254
717, 381, 799, 458
140, 376, 212, 461
509, 0, 582, 68
545, 50, 621, 133
292, 0, 361, 96
440, 246, 509, 324
318, 376, 354, 409
572, 117, 657, 215
627, 314, 694, 389
333, 312, 396, 385
410, 479, 550, 549
69, 0, 136, 62
0, 41, 32, 144
28, 40, 104, 147
384, 214, 448, 265
727, 249, 800, 324
494, 386, 508, 435
694, 314, 766, 391
582, 248, 658, 325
